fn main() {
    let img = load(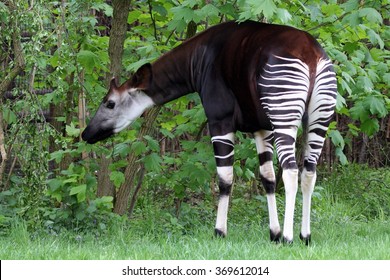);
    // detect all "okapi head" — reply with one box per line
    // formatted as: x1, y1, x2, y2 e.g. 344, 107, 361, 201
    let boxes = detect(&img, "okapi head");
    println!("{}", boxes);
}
82, 64, 155, 144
